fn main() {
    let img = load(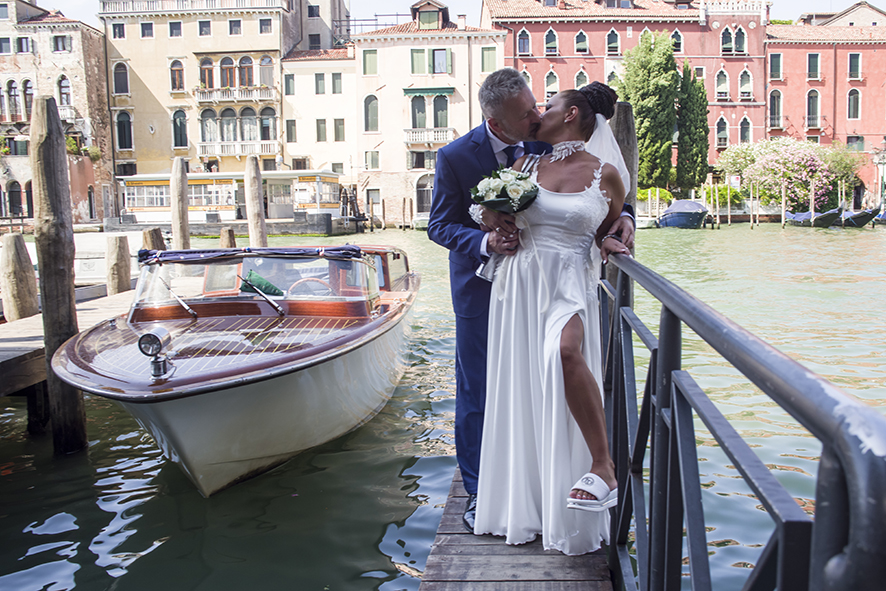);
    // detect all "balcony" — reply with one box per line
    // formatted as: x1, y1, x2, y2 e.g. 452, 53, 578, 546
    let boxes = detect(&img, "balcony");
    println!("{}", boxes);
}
805, 116, 825, 129
768, 116, 784, 129
198, 140, 278, 157
58, 105, 77, 121
194, 86, 276, 104
404, 127, 454, 145
100, 0, 288, 14
716, 91, 730, 101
